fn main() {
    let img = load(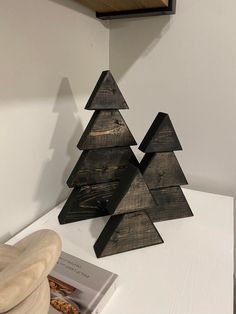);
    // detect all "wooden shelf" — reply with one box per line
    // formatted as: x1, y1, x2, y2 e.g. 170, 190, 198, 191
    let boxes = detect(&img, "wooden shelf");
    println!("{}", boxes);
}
76, 0, 176, 19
